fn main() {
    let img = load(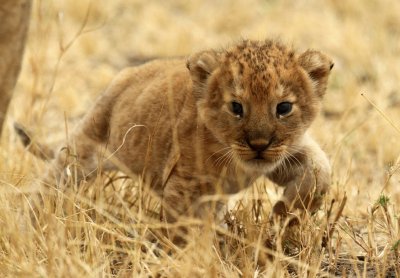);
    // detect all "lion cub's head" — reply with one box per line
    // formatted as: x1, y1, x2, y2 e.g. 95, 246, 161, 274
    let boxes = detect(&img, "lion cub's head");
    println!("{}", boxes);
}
187, 40, 333, 172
